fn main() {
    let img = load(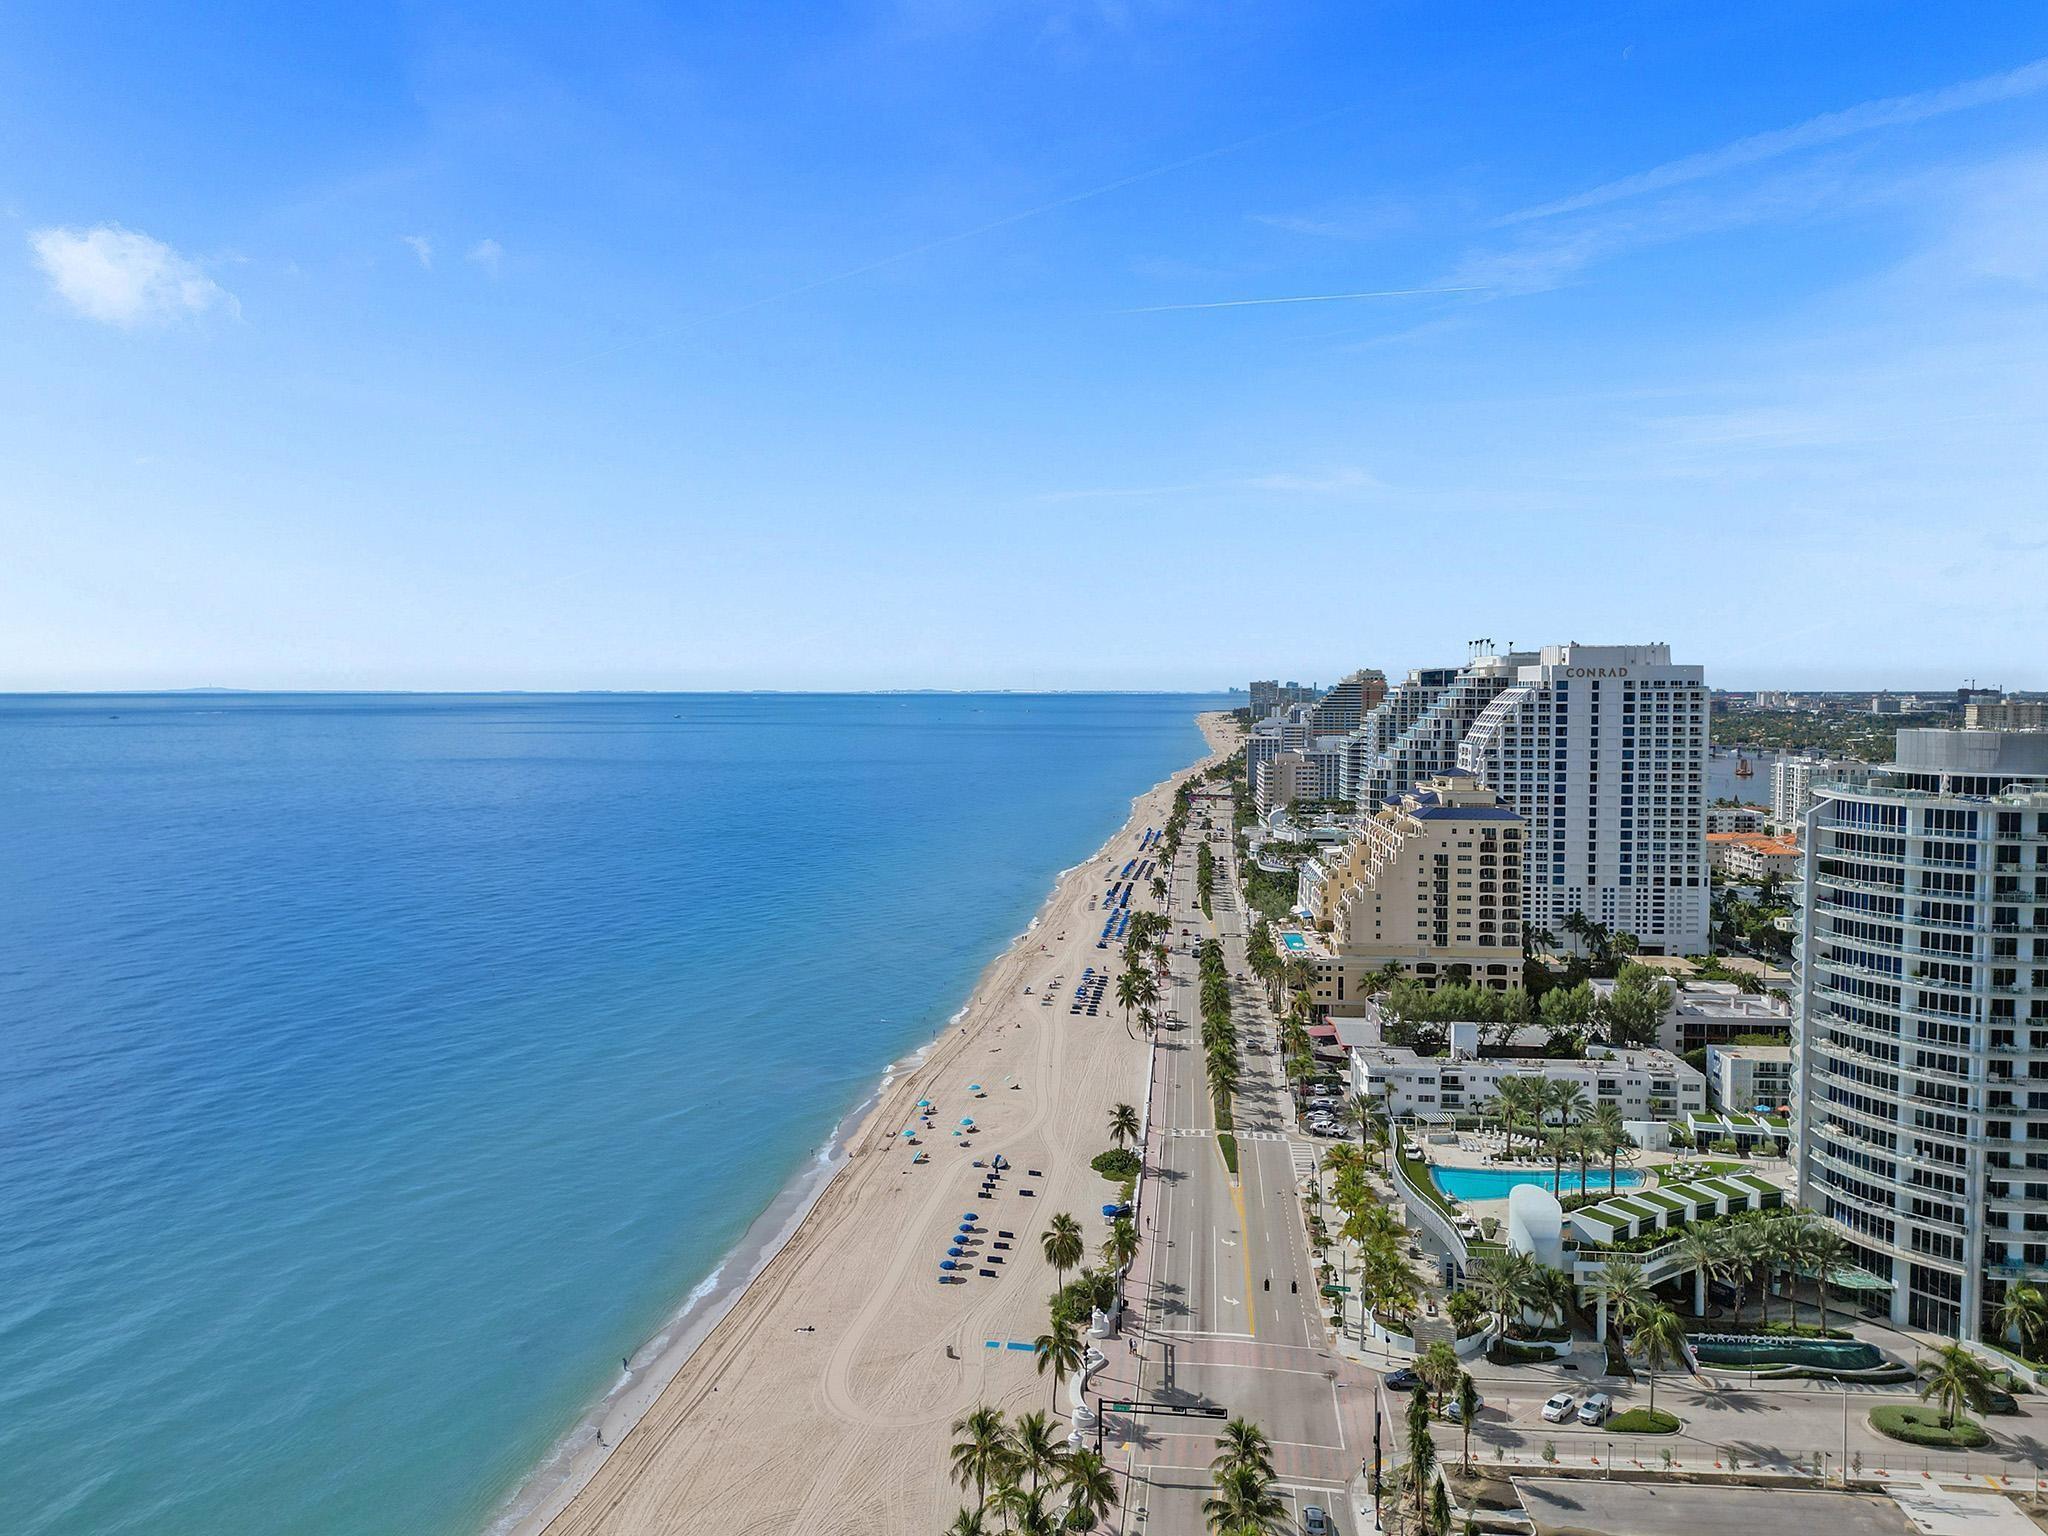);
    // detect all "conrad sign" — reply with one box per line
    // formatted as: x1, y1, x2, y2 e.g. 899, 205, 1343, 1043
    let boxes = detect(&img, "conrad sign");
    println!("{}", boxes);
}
1563, 667, 1630, 678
